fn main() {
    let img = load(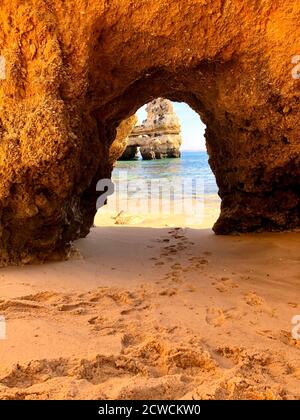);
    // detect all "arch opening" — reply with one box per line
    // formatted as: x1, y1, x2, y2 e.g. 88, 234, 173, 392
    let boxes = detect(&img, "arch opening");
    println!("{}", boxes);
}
96, 99, 221, 229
